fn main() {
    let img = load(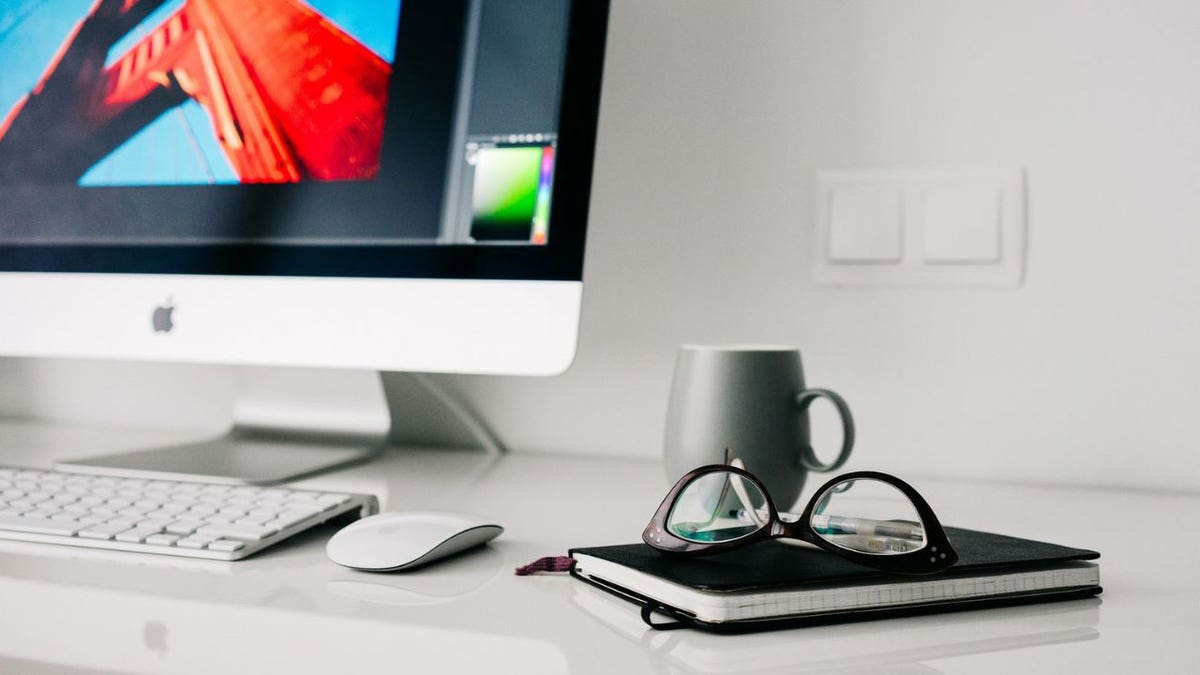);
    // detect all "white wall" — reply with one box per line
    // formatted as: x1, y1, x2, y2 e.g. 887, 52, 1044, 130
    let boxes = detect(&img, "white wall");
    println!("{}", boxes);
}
3, 0, 1198, 491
